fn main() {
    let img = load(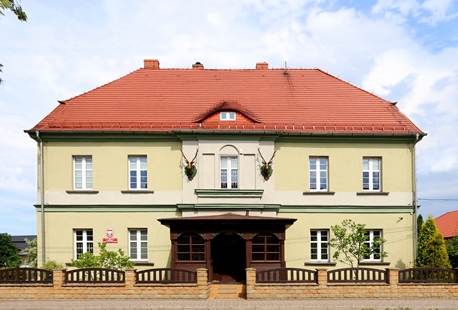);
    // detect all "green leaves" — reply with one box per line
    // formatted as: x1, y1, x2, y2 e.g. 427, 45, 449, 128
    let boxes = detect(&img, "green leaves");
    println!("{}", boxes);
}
0, 233, 21, 268
71, 242, 135, 270
329, 219, 387, 268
